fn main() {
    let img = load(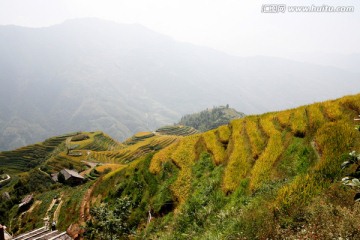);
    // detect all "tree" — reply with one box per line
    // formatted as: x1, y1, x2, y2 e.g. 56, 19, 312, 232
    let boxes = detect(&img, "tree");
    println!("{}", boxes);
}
84, 196, 132, 239
13, 179, 30, 200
